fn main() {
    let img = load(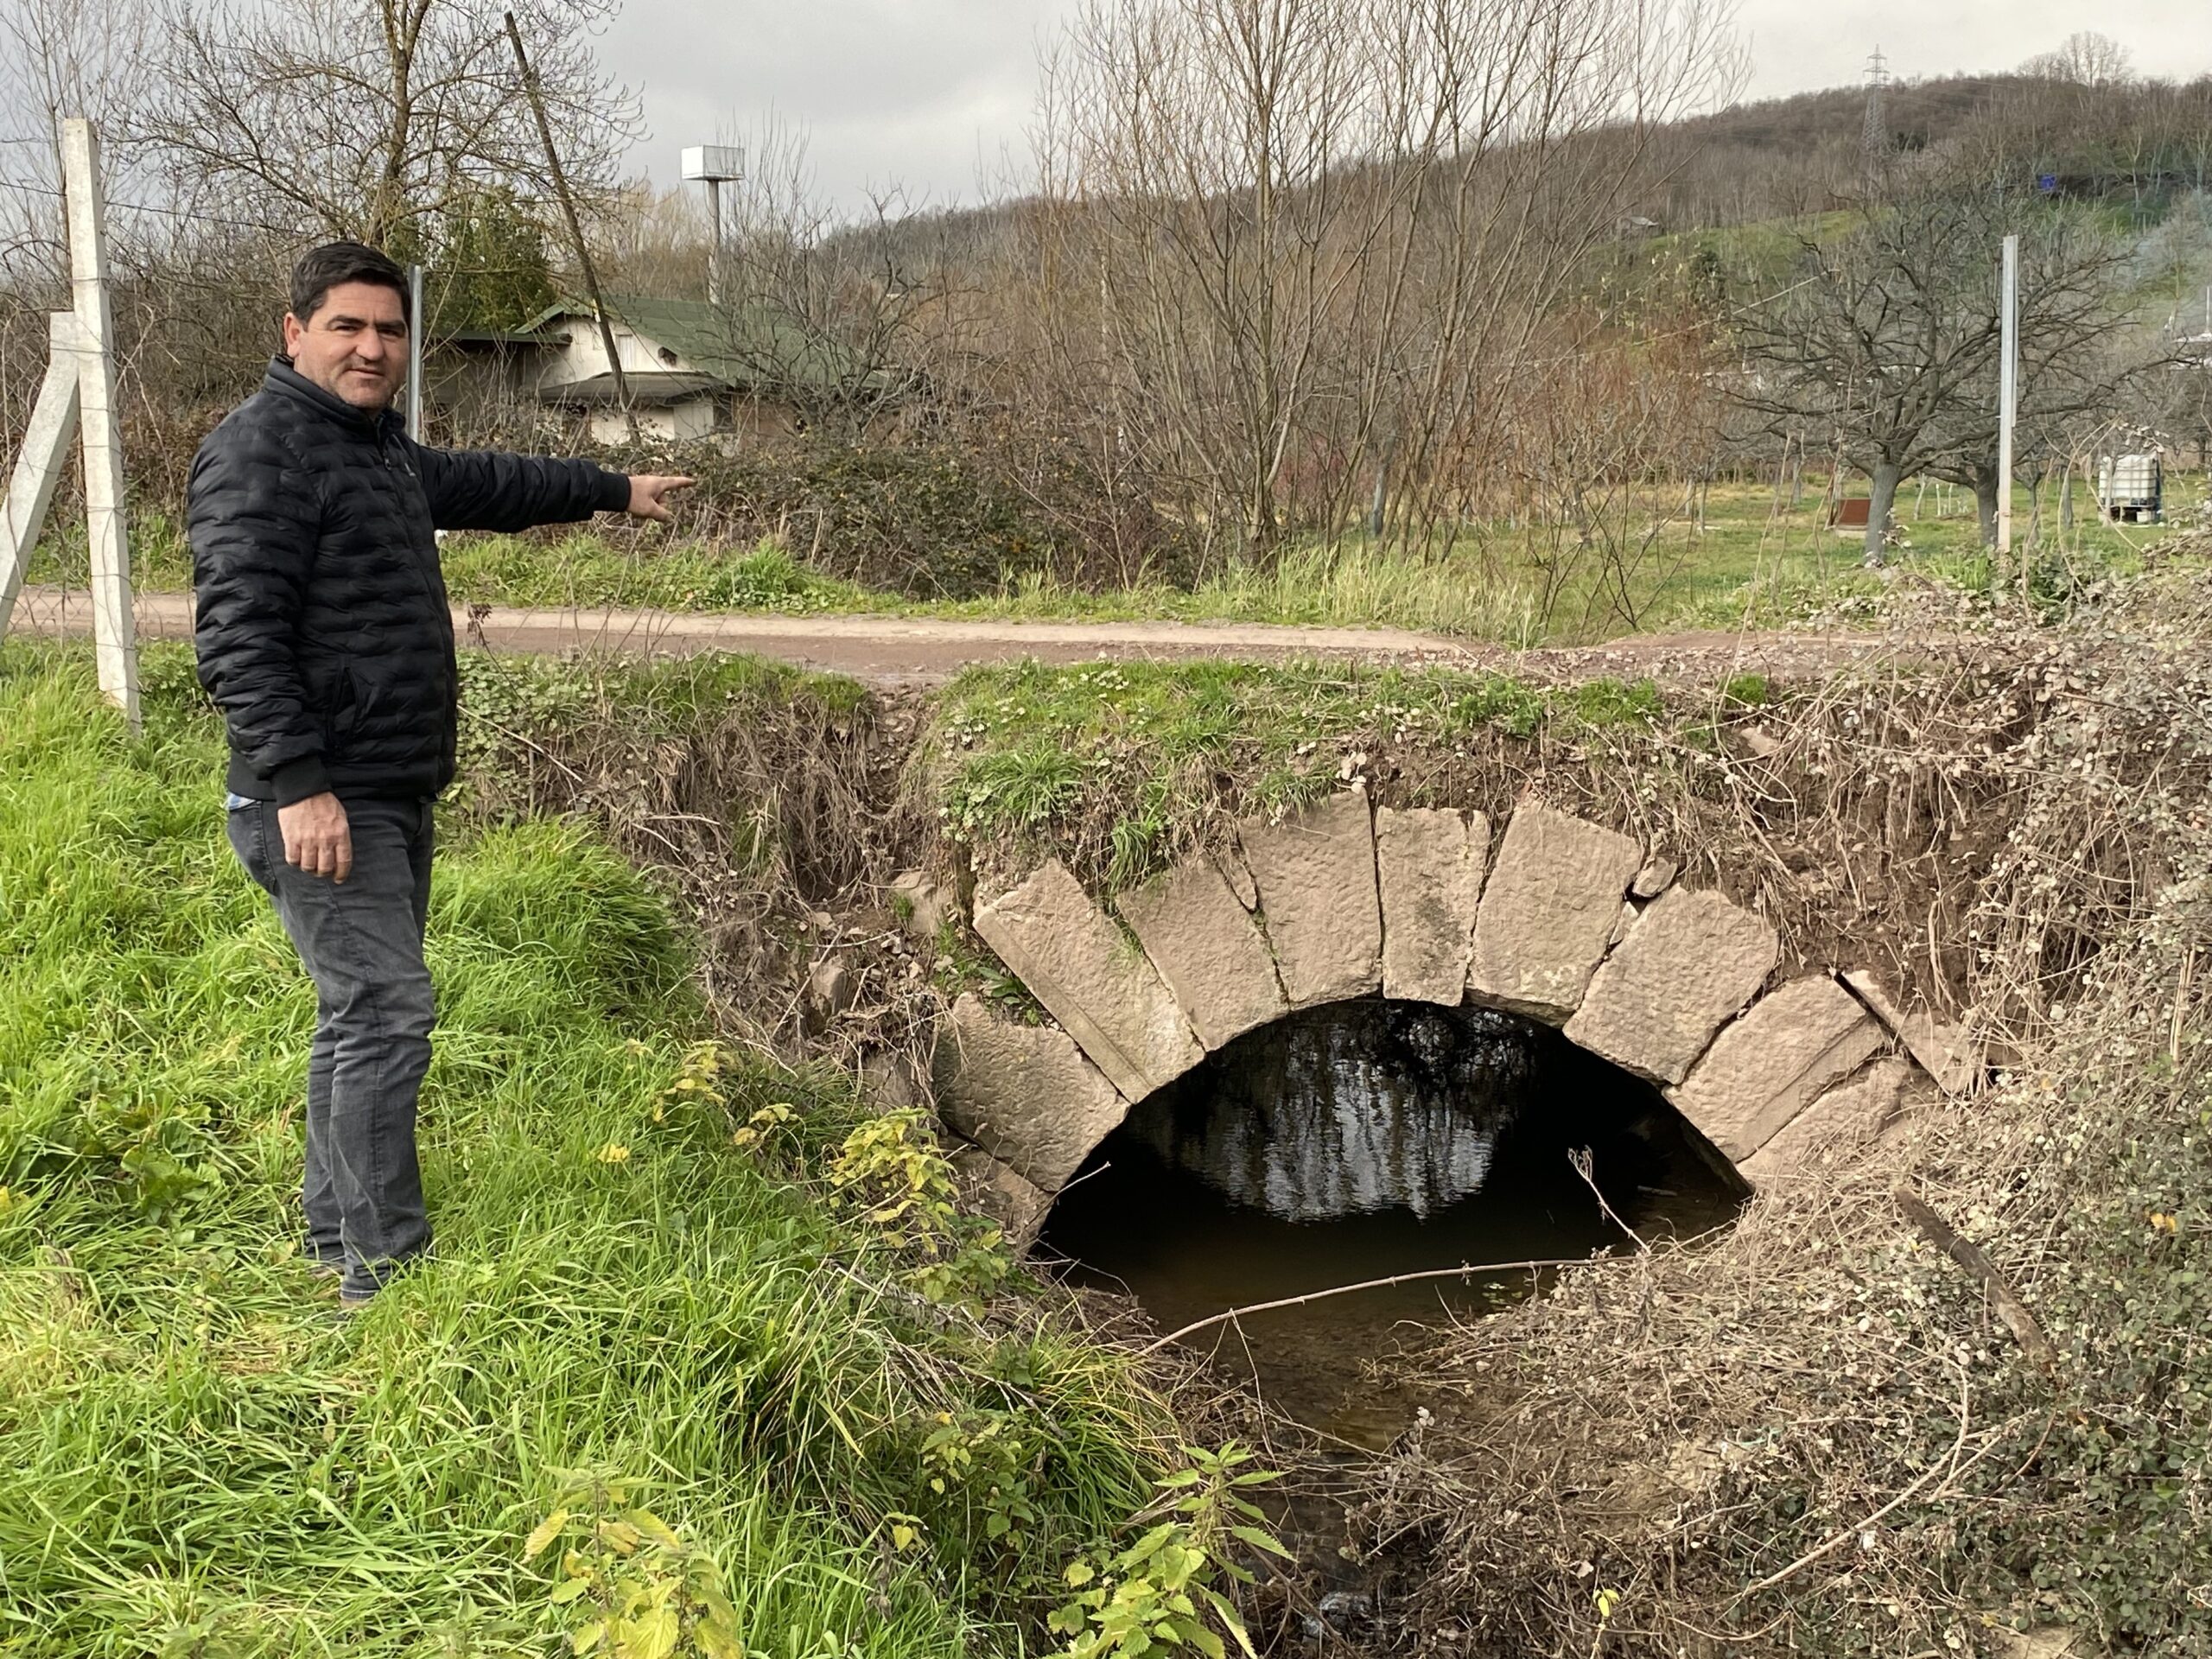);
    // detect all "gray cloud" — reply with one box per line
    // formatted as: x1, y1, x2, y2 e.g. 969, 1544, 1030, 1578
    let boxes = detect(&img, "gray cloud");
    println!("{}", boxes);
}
598, 0, 2212, 215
